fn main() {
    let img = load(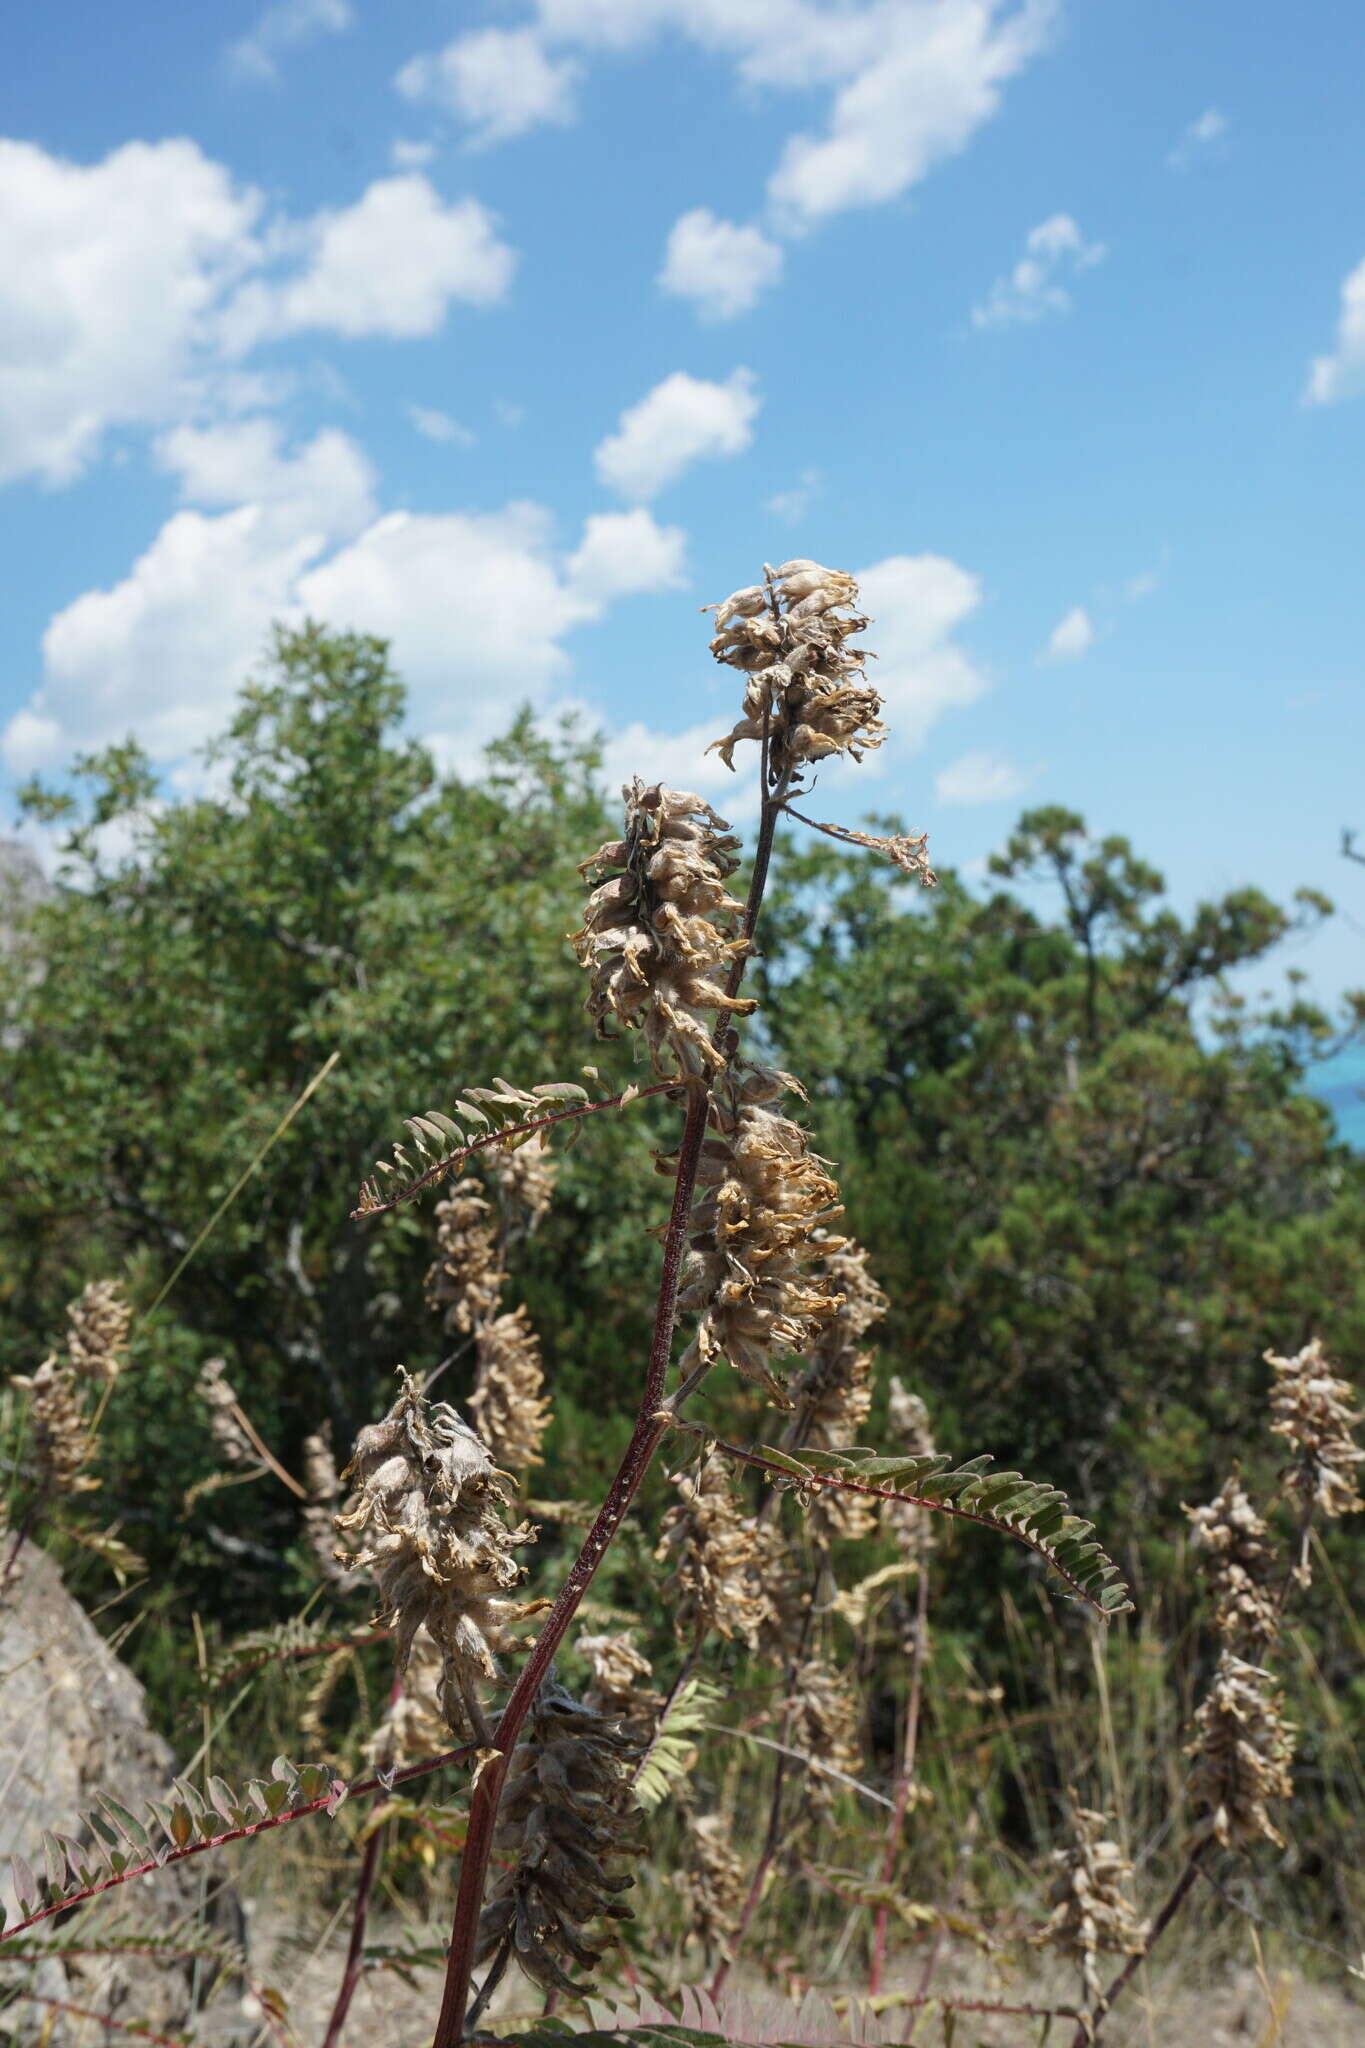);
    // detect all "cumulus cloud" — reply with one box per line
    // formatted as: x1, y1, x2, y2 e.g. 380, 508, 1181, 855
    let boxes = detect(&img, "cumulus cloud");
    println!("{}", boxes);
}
765, 467, 821, 524
1167, 107, 1228, 171
857, 553, 987, 752
1303, 255, 1365, 406
225, 0, 352, 84
564, 508, 687, 603
0, 141, 515, 489
594, 368, 760, 501
1042, 605, 1093, 661
972, 213, 1105, 328
934, 749, 1023, 804
658, 209, 784, 320
407, 404, 475, 445
396, 27, 581, 147
155, 416, 377, 536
